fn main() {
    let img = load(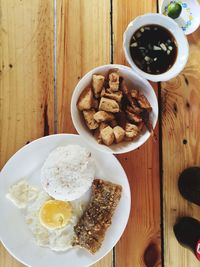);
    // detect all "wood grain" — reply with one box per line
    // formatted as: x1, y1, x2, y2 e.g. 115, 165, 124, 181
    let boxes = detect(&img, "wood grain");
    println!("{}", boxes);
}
161, 23, 200, 267
0, 0, 54, 266
157, 0, 200, 265
112, 1, 161, 266
56, 0, 110, 133
56, 1, 112, 266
